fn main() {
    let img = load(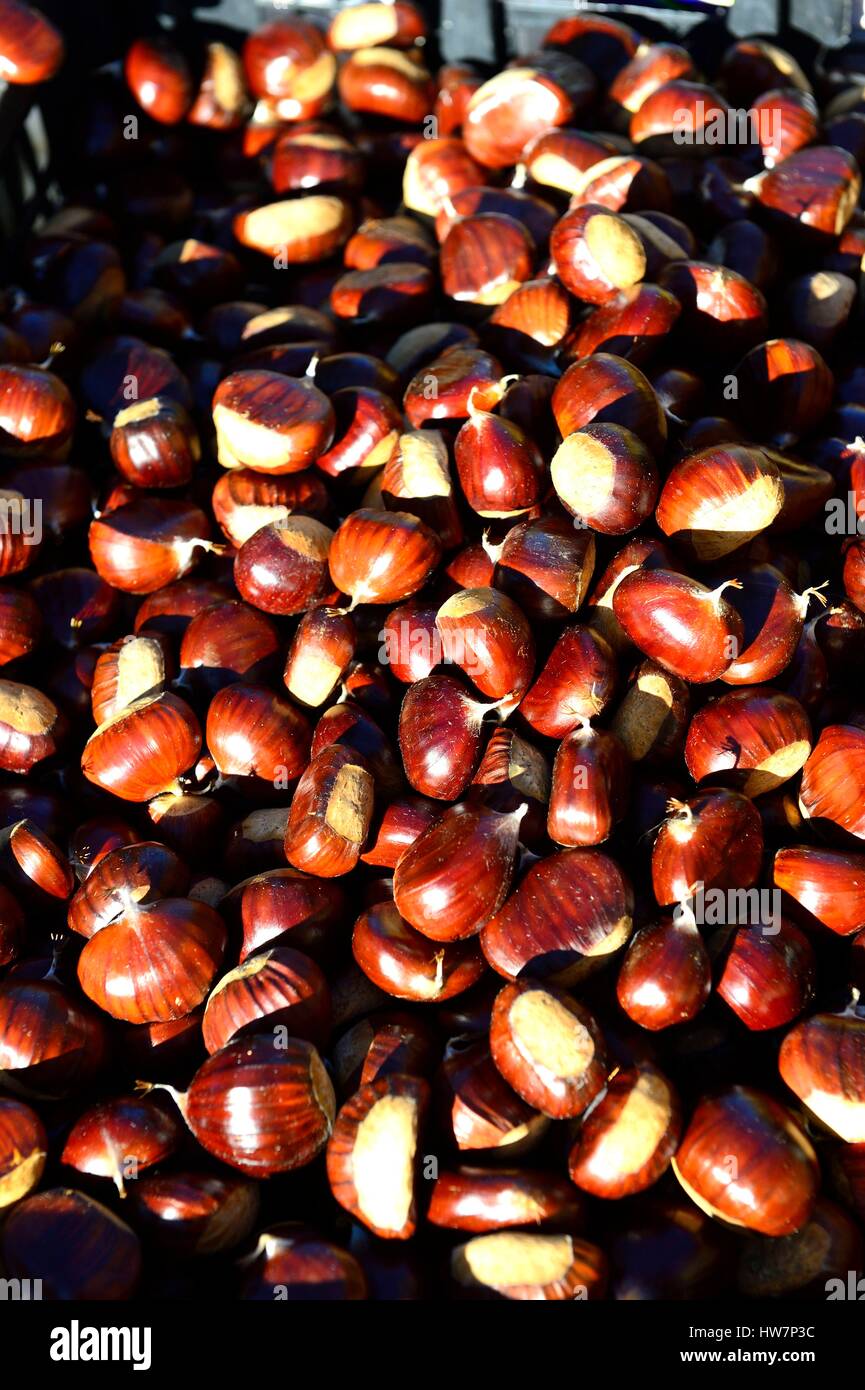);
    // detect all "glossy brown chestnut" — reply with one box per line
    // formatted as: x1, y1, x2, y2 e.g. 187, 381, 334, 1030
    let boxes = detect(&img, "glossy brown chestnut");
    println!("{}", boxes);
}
568, 1065, 681, 1198
547, 722, 629, 847
732, 337, 833, 446
520, 625, 617, 736
352, 899, 486, 1003
327, 1074, 428, 1239
183, 1033, 335, 1175
434, 587, 534, 717
90, 634, 170, 727
0, 978, 108, 1098
481, 848, 633, 984
489, 978, 606, 1119
552, 203, 646, 306
450, 1231, 606, 1300
284, 744, 374, 878
612, 569, 744, 683
109, 397, 200, 489
243, 19, 335, 115
125, 36, 192, 124
617, 911, 710, 1030
329, 508, 441, 608
799, 723, 865, 840
234, 195, 354, 265
684, 686, 811, 796
0, 1096, 46, 1208
89, 497, 215, 596
439, 1036, 548, 1154
673, 1085, 818, 1235
206, 682, 311, 785
651, 788, 763, 904
779, 1007, 865, 1143
398, 674, 490, 800
567, 283, 680, 365
77, 897, 226, 1024
337, 47, 433, 124
463, 63, 594, 170
0, 0, 63, 84
0, 1189, 141, 1300
130, 1171, 259, 1256
774, 845, 865, 934
394, 800, 524, 941
234, 517, 334, 617
203, 946, 330, 1053
82, 691, 201, 802
428, 1166, 582, 1233
213, 370, 334, 474
552, 353, 666, 453
552, 422, 658, 534
0, 678, 65, 774
748, 145, 860, 241
61, 1094, 181, 1195
240, 1225, 366, 1300
717, 918, 815, 1031
455, 397, 545, 521
178, 600, 280, 699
